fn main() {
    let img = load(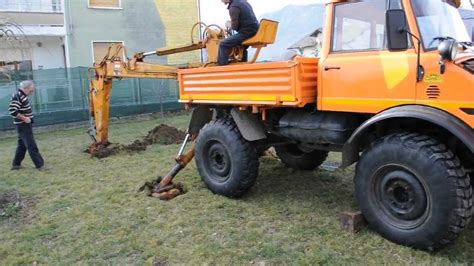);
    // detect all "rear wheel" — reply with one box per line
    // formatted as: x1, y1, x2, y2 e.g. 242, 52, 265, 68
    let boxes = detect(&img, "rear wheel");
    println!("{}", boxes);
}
195, 118, 259, 198
355, 133, 472, 250
274, 144, 328, 170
